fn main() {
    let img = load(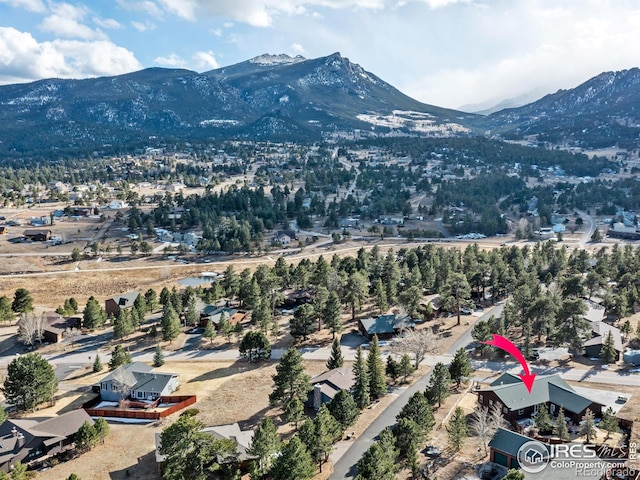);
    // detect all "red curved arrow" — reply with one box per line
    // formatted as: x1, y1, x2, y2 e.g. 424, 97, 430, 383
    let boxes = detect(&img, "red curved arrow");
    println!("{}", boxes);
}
481, 334, 537, 393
